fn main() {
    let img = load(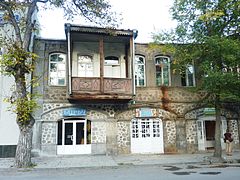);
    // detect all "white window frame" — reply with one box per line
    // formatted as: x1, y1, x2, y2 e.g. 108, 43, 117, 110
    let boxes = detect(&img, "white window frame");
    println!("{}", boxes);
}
77, 55, 93, 77
135, 55, 146, 86
49, 53, 66, 86
184, 64, 195, 87
155, 56, 171, 86
104, 56, 120, 78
